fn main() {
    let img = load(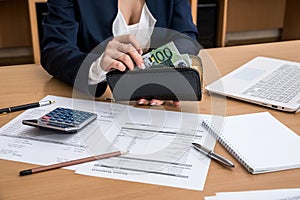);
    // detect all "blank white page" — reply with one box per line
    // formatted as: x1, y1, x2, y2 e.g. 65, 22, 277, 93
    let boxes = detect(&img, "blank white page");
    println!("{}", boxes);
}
220, 112, 300, 174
